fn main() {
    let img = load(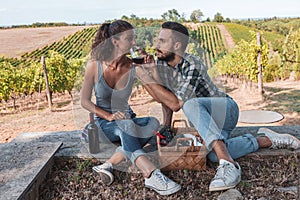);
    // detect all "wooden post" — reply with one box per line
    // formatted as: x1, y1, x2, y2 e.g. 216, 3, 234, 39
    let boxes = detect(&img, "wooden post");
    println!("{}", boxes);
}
41, 56, 52, 111
256, 32, 263, 100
